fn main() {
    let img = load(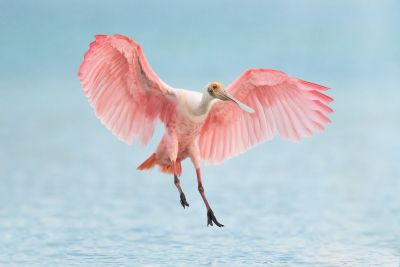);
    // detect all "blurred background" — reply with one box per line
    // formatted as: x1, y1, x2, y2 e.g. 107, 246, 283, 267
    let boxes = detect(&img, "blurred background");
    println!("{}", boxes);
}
1, 0, 399, 266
